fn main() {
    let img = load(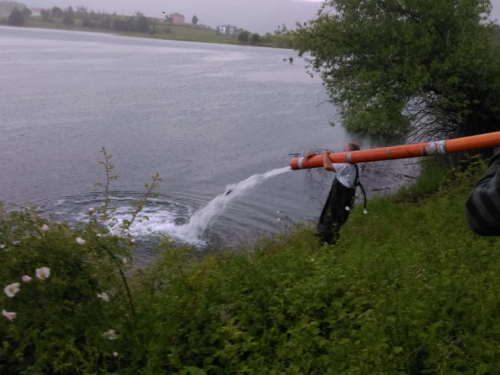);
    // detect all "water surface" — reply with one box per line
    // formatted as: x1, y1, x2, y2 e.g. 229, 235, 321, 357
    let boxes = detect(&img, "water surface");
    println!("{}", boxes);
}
0, 26, 414, 251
